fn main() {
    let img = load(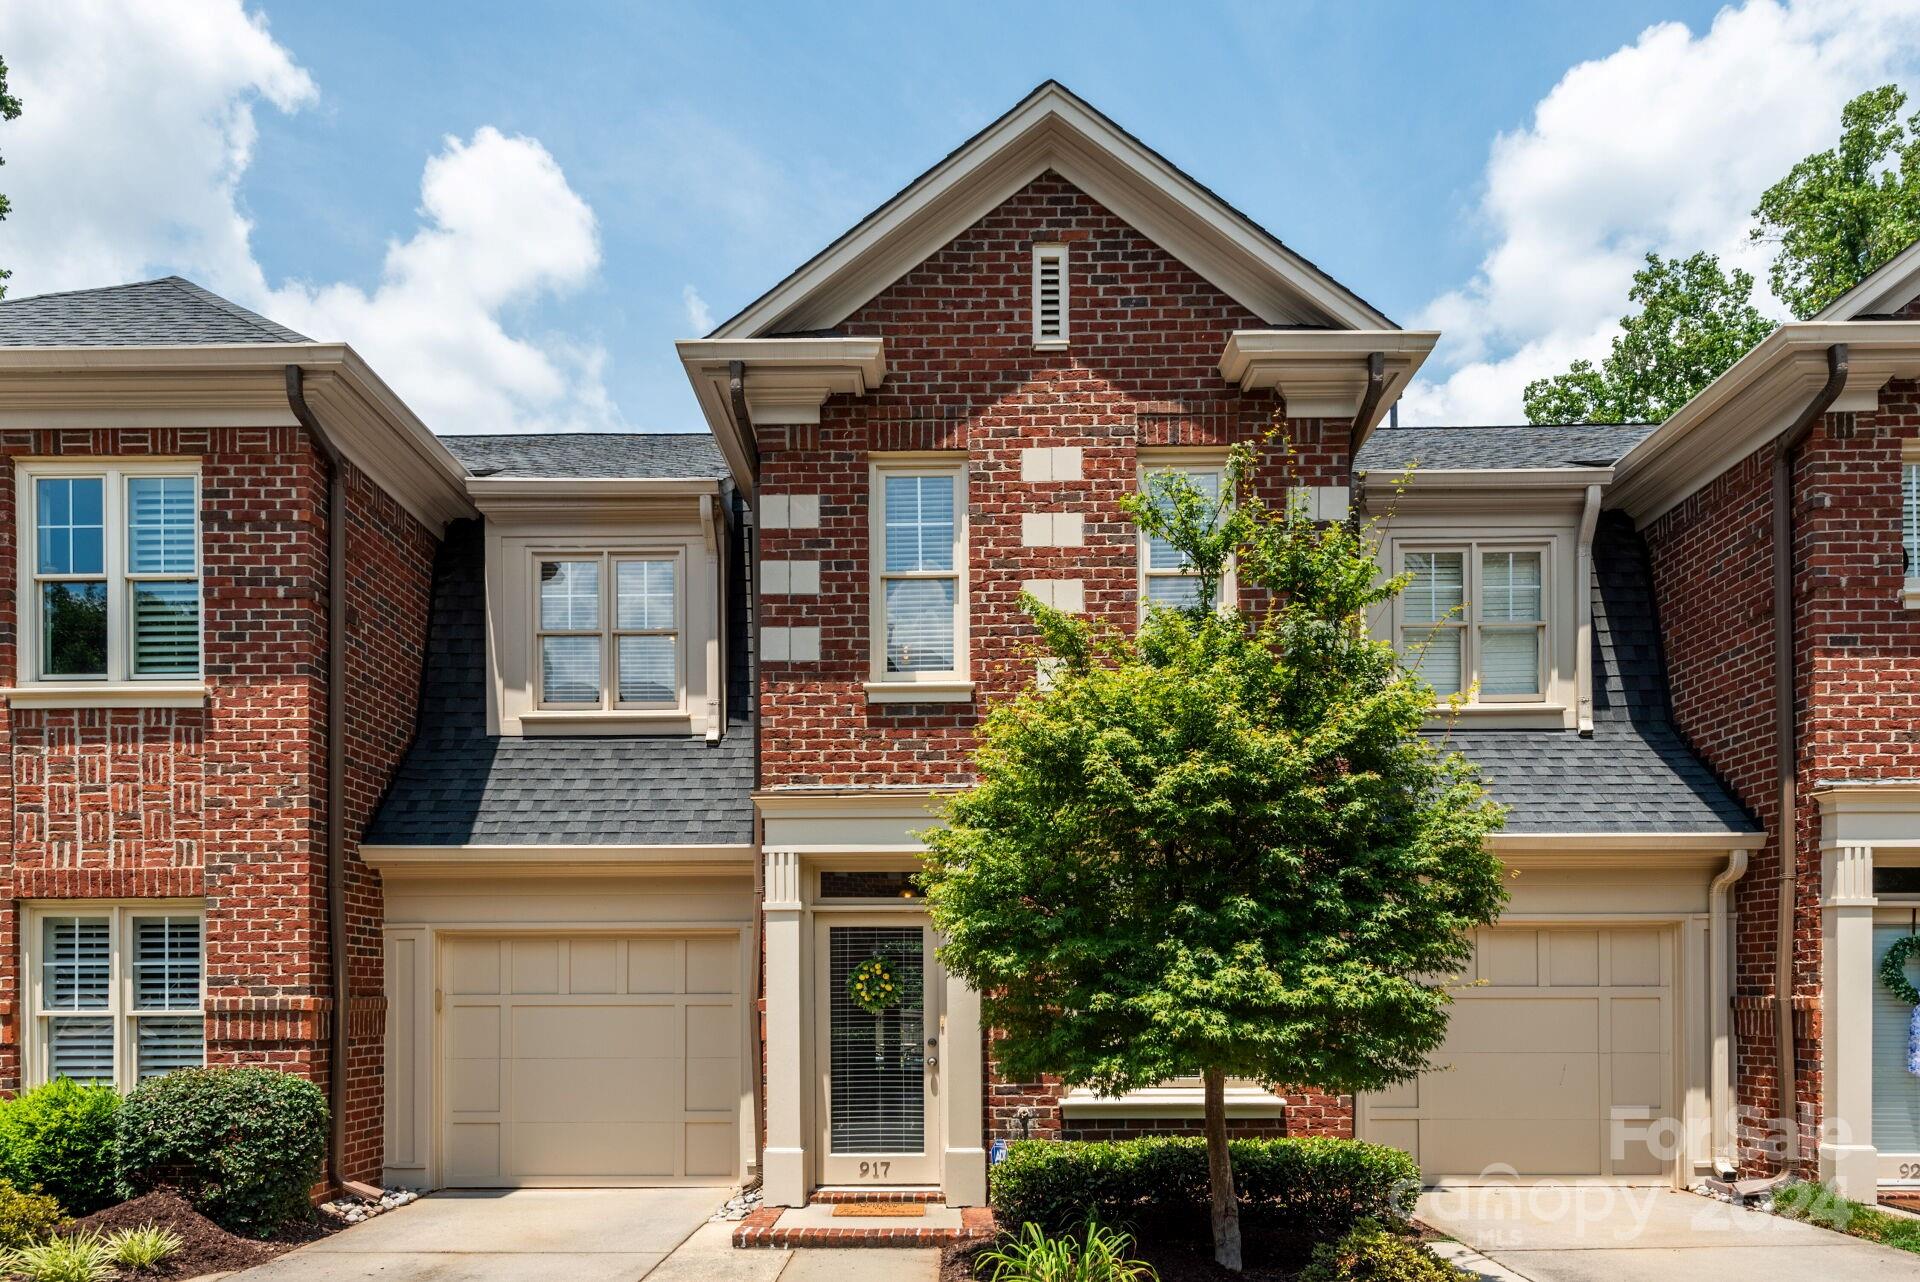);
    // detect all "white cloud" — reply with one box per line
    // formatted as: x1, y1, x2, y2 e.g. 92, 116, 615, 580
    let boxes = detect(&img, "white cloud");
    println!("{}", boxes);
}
0, 0, 620, 434
682, 284, 713, 334
1404, 0, 1920, 424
